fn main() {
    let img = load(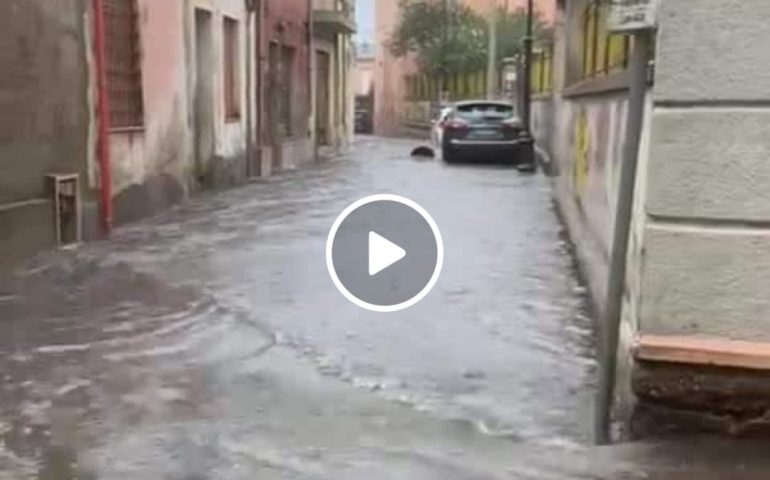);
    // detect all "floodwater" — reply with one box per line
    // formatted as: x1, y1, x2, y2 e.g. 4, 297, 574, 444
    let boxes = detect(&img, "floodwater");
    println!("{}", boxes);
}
1, 137, 769, 479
